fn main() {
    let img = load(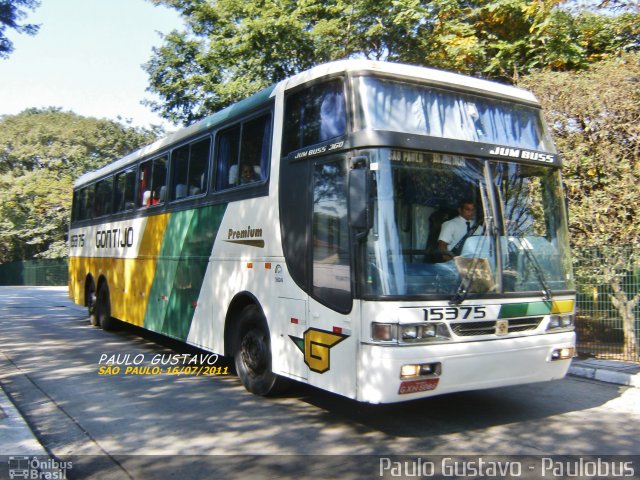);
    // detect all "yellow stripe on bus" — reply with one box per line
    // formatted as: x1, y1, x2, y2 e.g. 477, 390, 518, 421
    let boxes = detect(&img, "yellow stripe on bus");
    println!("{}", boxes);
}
69, 213, 171, 327
551, 299, 575, 314
113, 213, 171, 326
